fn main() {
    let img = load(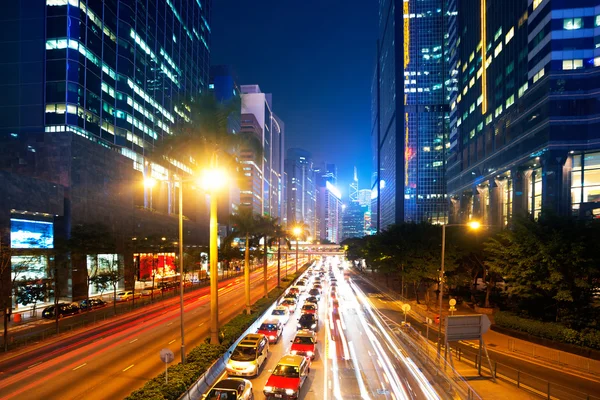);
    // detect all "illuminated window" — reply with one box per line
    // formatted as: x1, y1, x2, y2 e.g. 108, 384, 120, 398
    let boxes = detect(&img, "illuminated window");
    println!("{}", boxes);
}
477, 122, 483, 132
533, 0, 543, 10
495, 105, 503, 117
595, 57, 600, 67
494, 43, 503, 58
596, 15, 600, 27
470, 103, 475, 113
494, 27, 503, 42
563, 18, 583, 30
571, 152, 600, 212
506, 94, 515, 109
485, 114, 493, 125
505, 27, 514, 44
477, 94, 483, 106
533, 68, 545, 83
562, 59, 583, 70
518, 82, 529, 98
